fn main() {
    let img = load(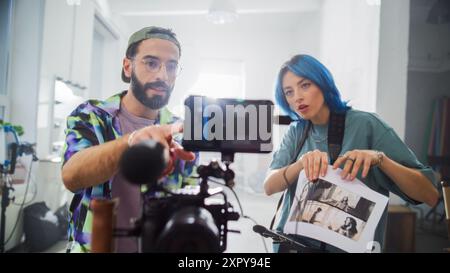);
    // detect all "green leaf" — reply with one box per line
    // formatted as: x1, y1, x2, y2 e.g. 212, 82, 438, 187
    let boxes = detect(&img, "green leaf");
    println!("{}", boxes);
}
0, 120, 25, 136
